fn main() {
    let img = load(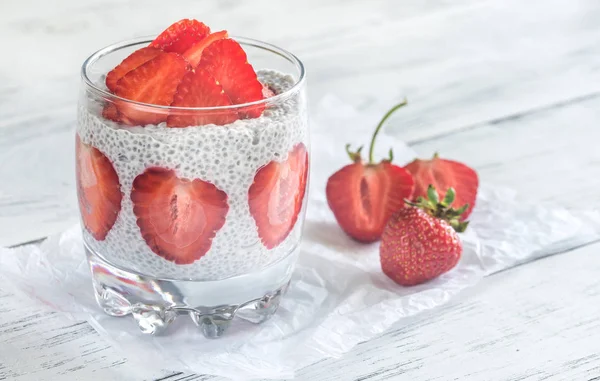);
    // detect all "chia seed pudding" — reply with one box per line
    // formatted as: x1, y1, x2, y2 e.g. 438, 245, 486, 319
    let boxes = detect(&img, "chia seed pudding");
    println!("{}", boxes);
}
77, 70, 309, 280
